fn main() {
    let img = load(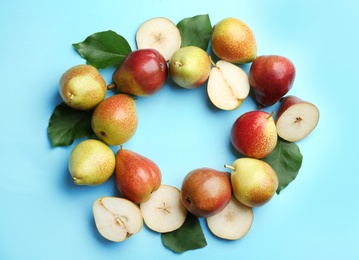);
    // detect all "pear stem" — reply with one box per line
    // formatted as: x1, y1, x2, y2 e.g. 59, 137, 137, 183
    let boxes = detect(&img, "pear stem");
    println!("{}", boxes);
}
224, 164, 235, 170
209, 56, 216, 67
267, 111, 275, 119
